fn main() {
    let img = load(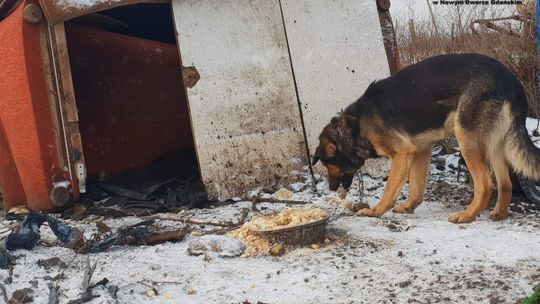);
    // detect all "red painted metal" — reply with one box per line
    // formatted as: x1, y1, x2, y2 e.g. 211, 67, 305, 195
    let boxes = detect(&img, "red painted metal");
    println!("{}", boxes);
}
0, 0, 67, 211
